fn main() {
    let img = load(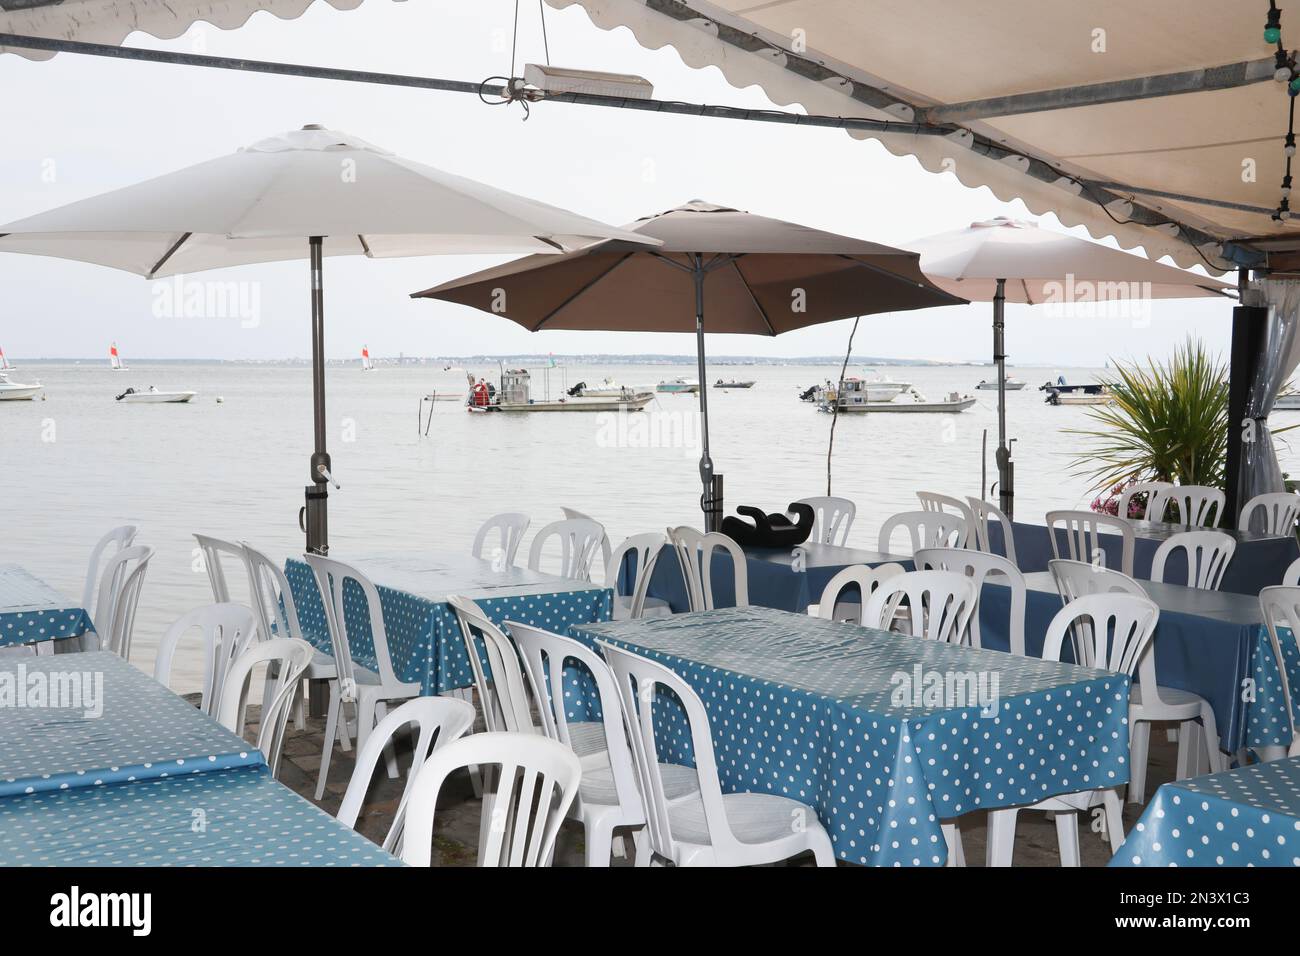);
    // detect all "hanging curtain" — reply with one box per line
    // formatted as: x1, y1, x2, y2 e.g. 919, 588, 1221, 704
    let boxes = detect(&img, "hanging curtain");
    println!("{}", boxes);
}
1240, 278, 1300, 529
